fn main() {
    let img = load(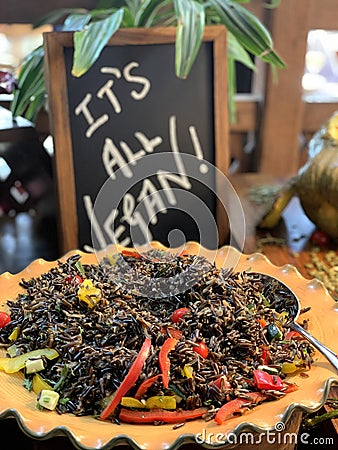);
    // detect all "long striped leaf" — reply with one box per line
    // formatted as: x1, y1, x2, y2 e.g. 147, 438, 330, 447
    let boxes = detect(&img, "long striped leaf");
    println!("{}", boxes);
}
33, 8, 88, 28
134, 0, 167, 26
227, 31, 255, 70
62, 13, 92, 31
10, 46, 45, 118
174, 0, 205, 79
72, 8, 124, 78
210, 0, 285, 68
